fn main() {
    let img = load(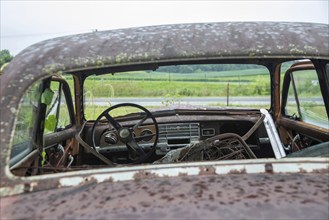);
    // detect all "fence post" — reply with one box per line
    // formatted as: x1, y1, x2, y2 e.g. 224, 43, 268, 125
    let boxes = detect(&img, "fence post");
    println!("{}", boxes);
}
226, 83, 230, 106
